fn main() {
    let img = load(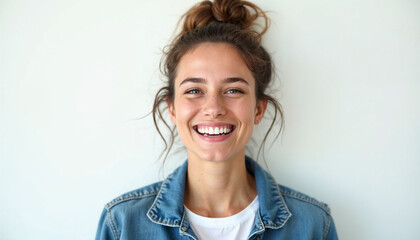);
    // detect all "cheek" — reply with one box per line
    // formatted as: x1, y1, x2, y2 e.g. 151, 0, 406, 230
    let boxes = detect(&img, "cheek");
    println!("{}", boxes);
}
233, 99, 257, 122
174, 99, 200, 125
